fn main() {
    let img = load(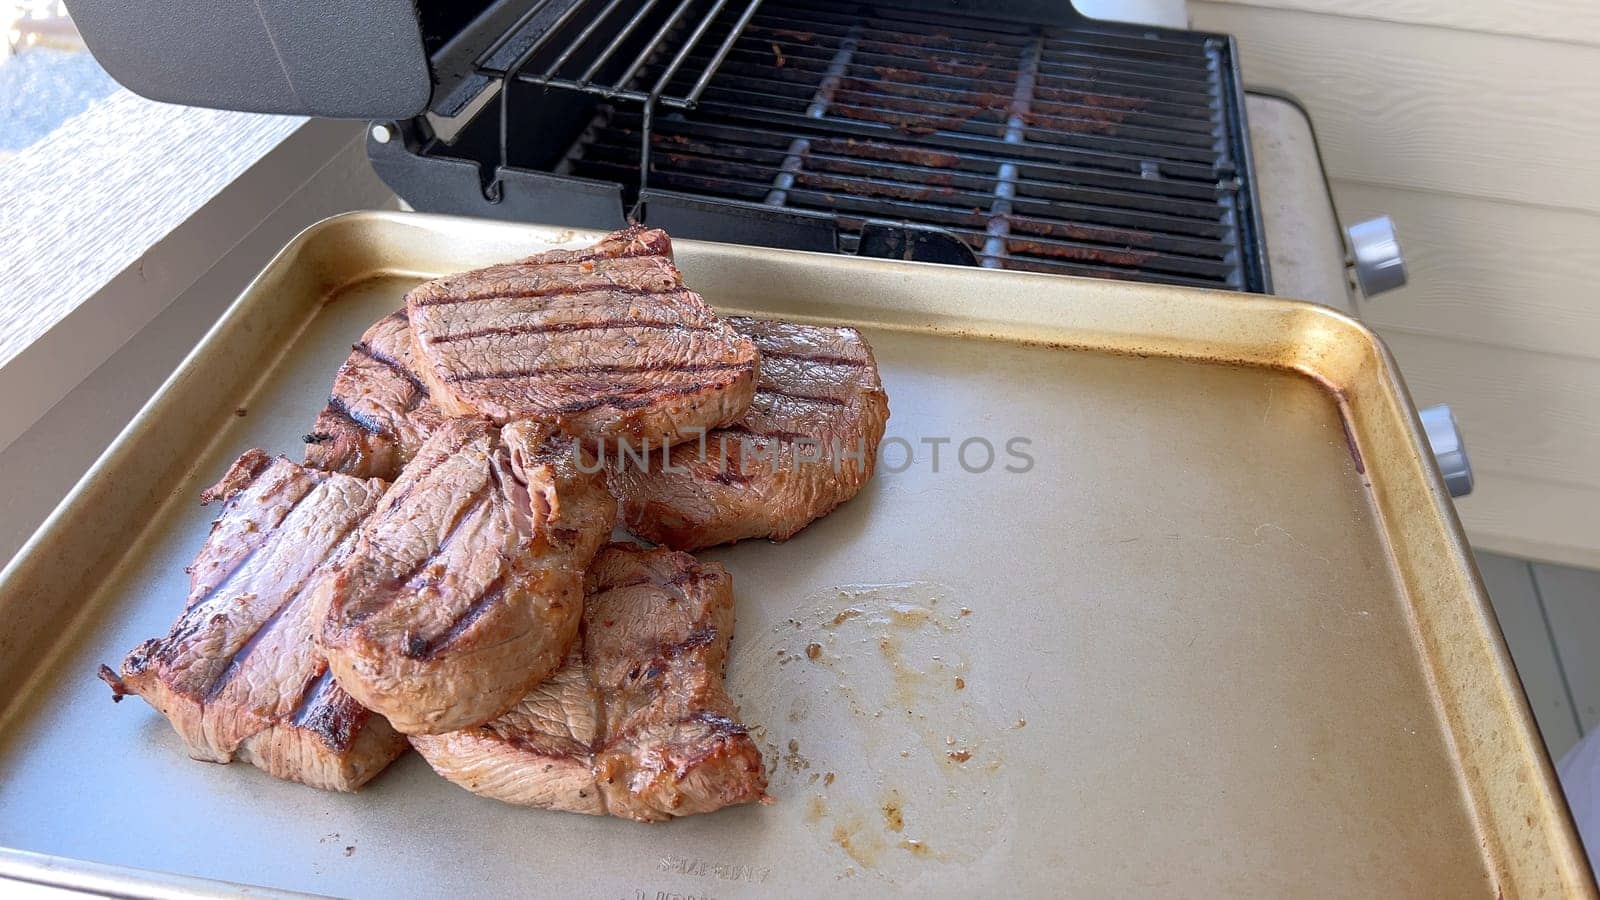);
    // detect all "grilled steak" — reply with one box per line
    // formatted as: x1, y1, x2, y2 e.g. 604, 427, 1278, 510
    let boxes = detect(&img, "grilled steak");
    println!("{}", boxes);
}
316, 418, 616, 735
405, 227, 759, 448
303, 309, 444, 481
410, 544, 768, 822
612, 317, 889, 549
98, 450, 406, 792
